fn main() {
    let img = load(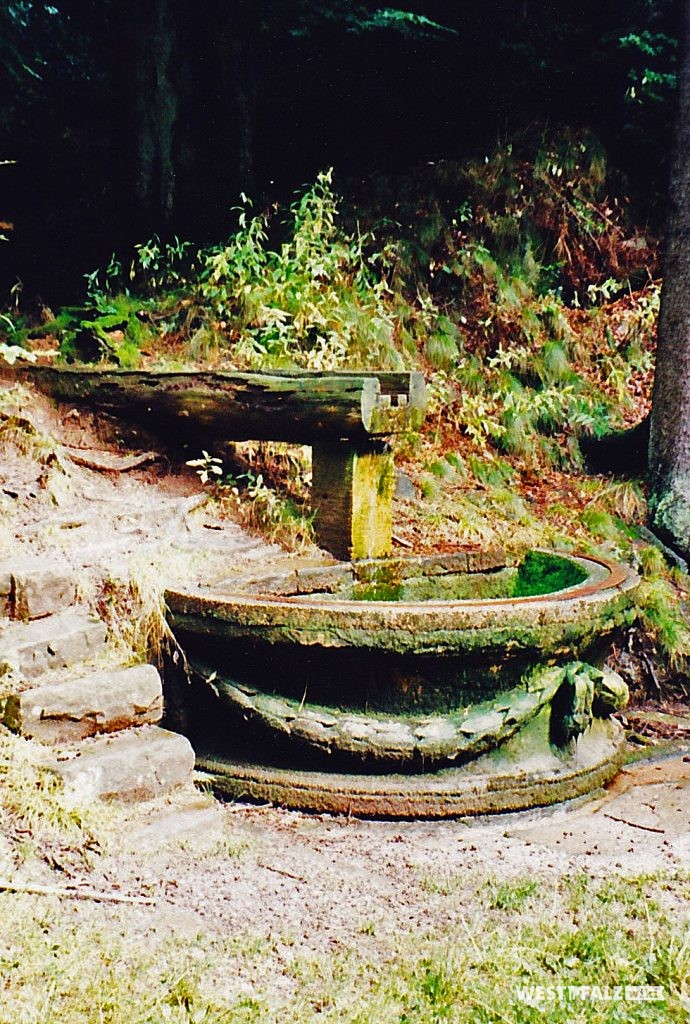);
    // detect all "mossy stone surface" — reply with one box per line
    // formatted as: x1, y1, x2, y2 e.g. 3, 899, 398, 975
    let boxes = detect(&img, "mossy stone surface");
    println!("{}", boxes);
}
196, 716, 627, 818
202, 661, 627, 770
312, 442, 394, 560
168, 550, 637, 812
167, 554, 639, 659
